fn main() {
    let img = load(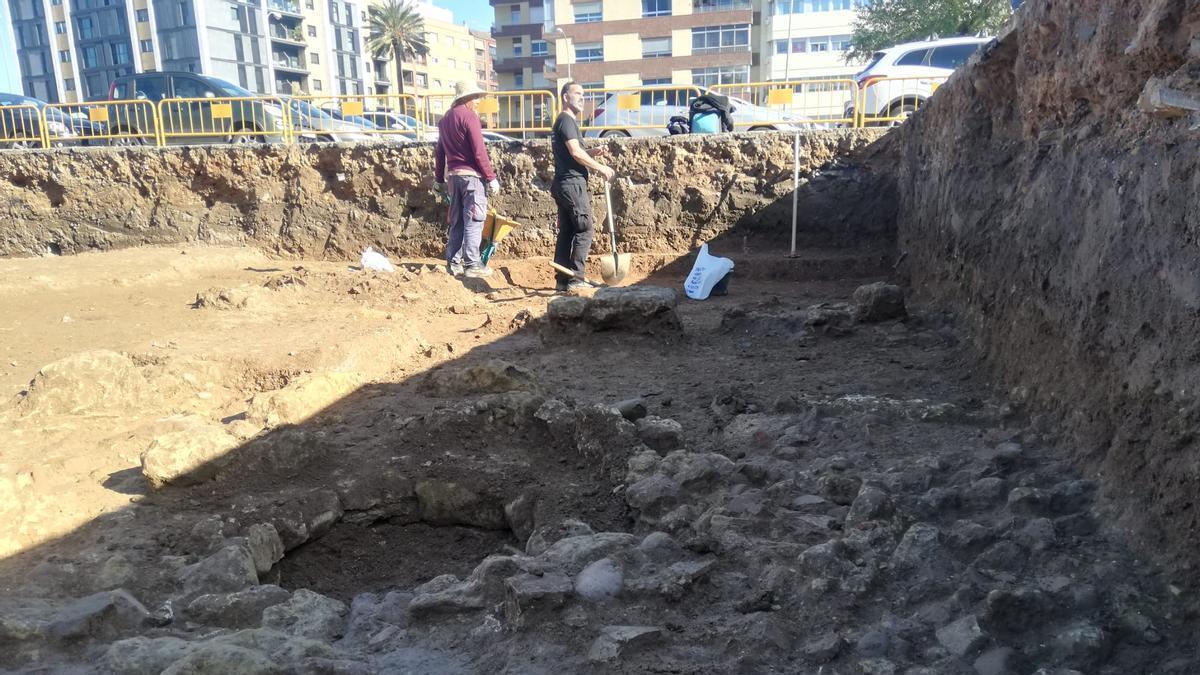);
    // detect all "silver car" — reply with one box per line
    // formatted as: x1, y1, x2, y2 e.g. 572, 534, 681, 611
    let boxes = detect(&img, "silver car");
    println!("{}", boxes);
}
583, 88, 800, 138
284, 98, 381, 143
